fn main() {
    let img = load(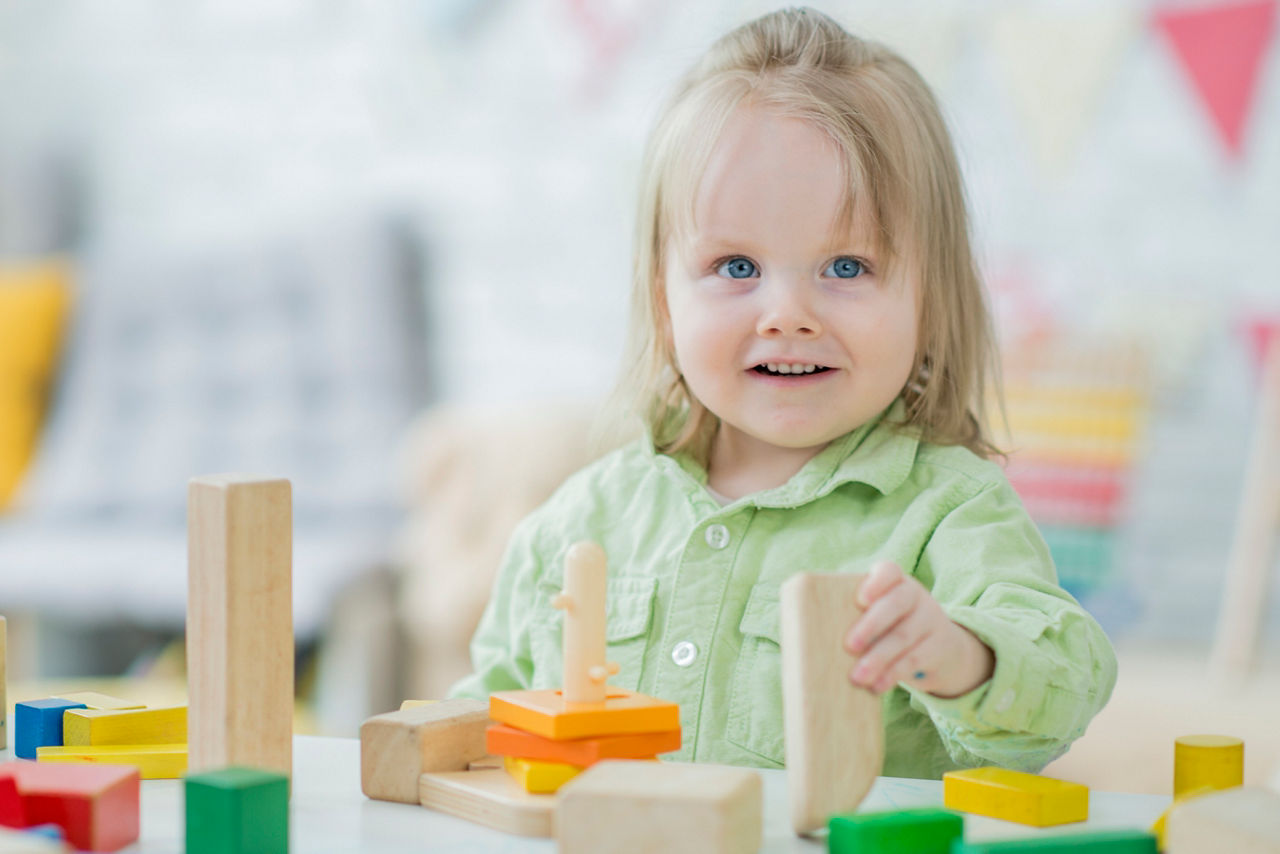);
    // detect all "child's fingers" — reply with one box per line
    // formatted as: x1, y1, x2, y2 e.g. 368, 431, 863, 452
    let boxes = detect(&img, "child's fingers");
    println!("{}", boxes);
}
855, 560, 903, 609
844, 576, 916, 655
875, 627, 951, 694
848, 606, 931, 691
